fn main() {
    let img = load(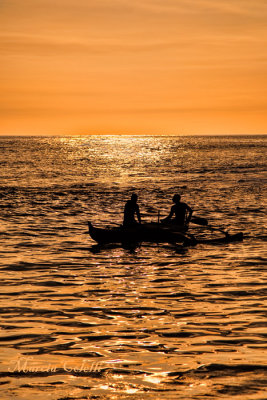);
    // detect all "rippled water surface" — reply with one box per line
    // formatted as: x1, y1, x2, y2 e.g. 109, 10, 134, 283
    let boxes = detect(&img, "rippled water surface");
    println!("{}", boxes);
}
0, 135, 266, 400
